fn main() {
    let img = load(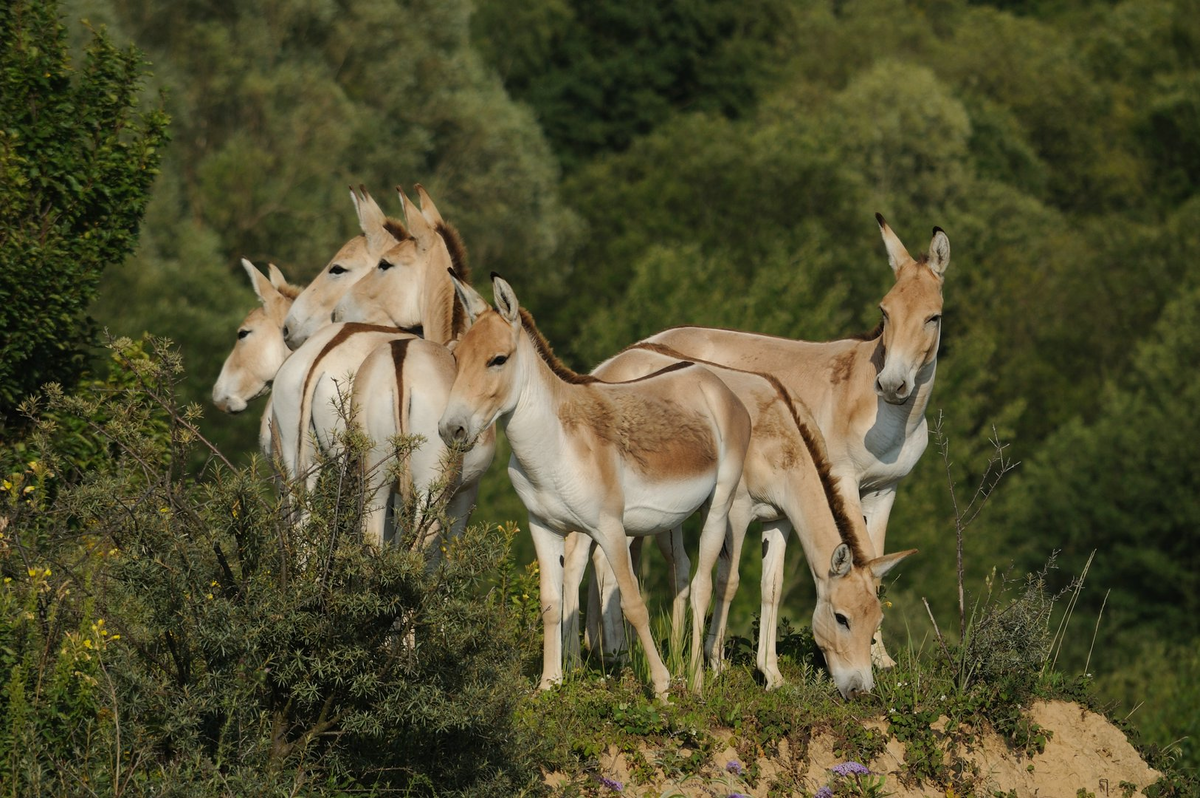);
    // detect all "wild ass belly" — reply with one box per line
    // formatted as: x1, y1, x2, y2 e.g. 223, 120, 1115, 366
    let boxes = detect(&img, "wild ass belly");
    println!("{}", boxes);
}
506, 454, 712, 537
